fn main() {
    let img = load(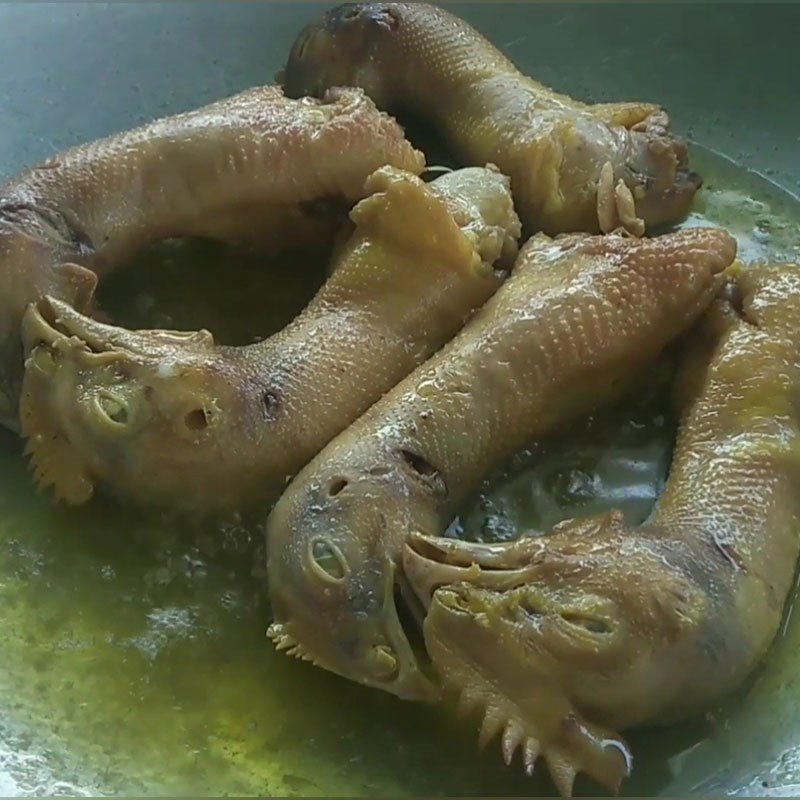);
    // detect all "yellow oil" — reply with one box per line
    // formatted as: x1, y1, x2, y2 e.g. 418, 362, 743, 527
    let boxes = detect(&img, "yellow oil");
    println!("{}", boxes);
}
1, 146, 799, 796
